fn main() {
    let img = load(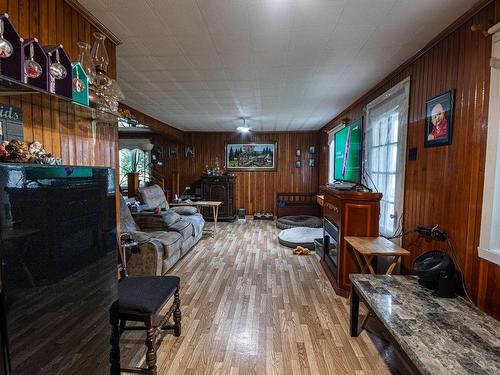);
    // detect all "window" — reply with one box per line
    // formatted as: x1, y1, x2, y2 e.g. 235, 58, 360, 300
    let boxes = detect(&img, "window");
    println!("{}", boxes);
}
365, 77, 410, 237
479, 24, 500, 266
118, 148, 151, 189
118, 138, 153, 190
